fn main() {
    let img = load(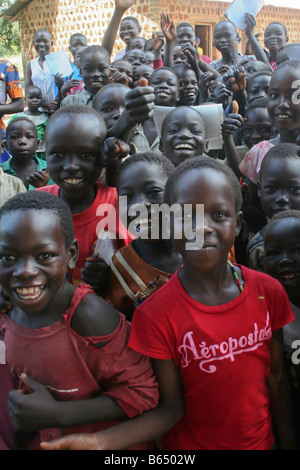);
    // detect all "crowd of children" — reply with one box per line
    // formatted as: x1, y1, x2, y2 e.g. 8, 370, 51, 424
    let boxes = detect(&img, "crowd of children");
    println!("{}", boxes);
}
1, 0, 300, 451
